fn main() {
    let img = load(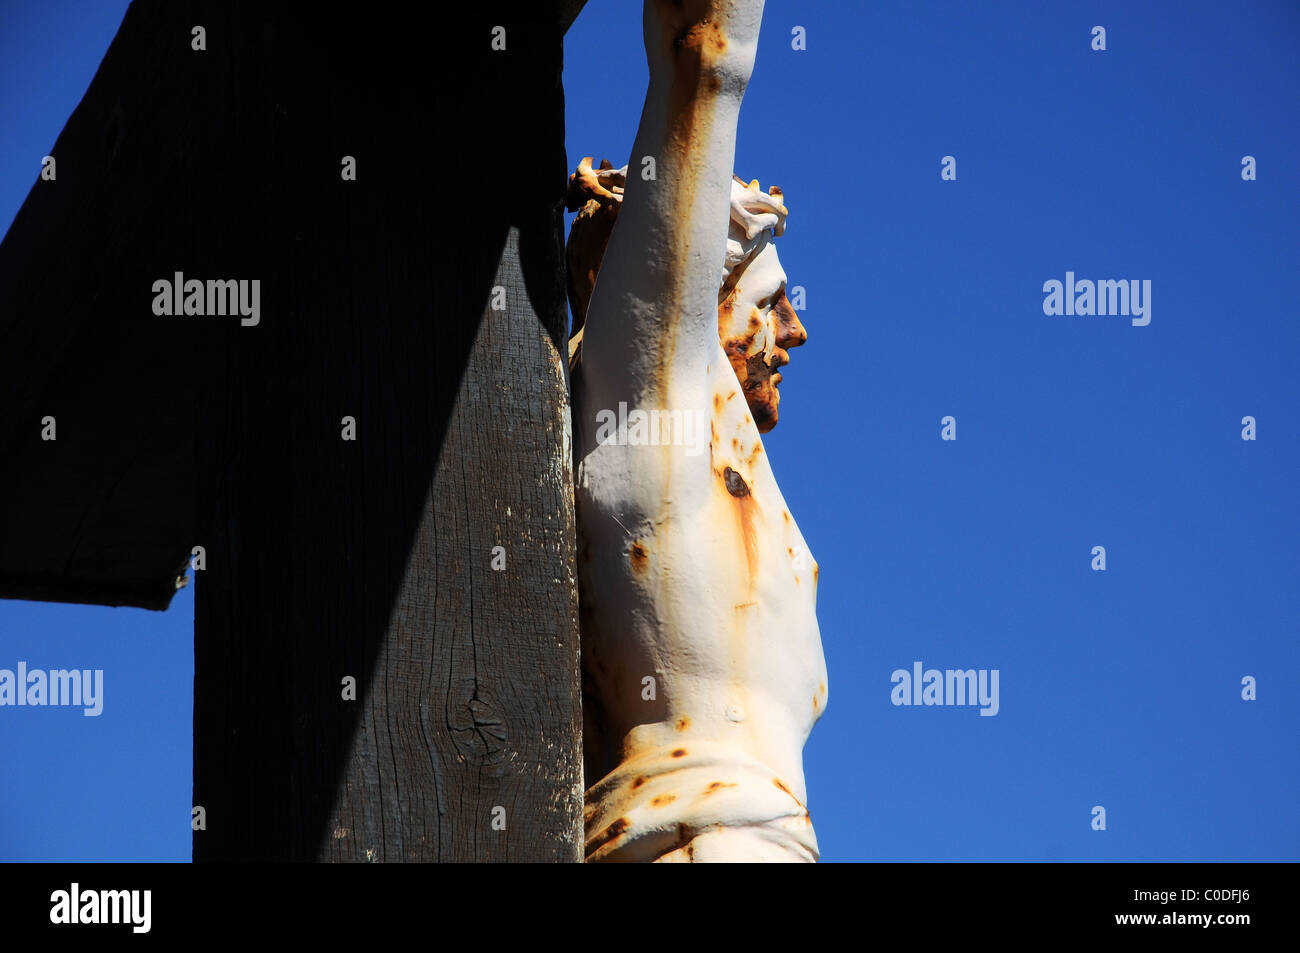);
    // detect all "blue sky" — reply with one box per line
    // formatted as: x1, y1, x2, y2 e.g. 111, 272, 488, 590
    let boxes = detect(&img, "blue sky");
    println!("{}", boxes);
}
2, 0, 1296, 861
